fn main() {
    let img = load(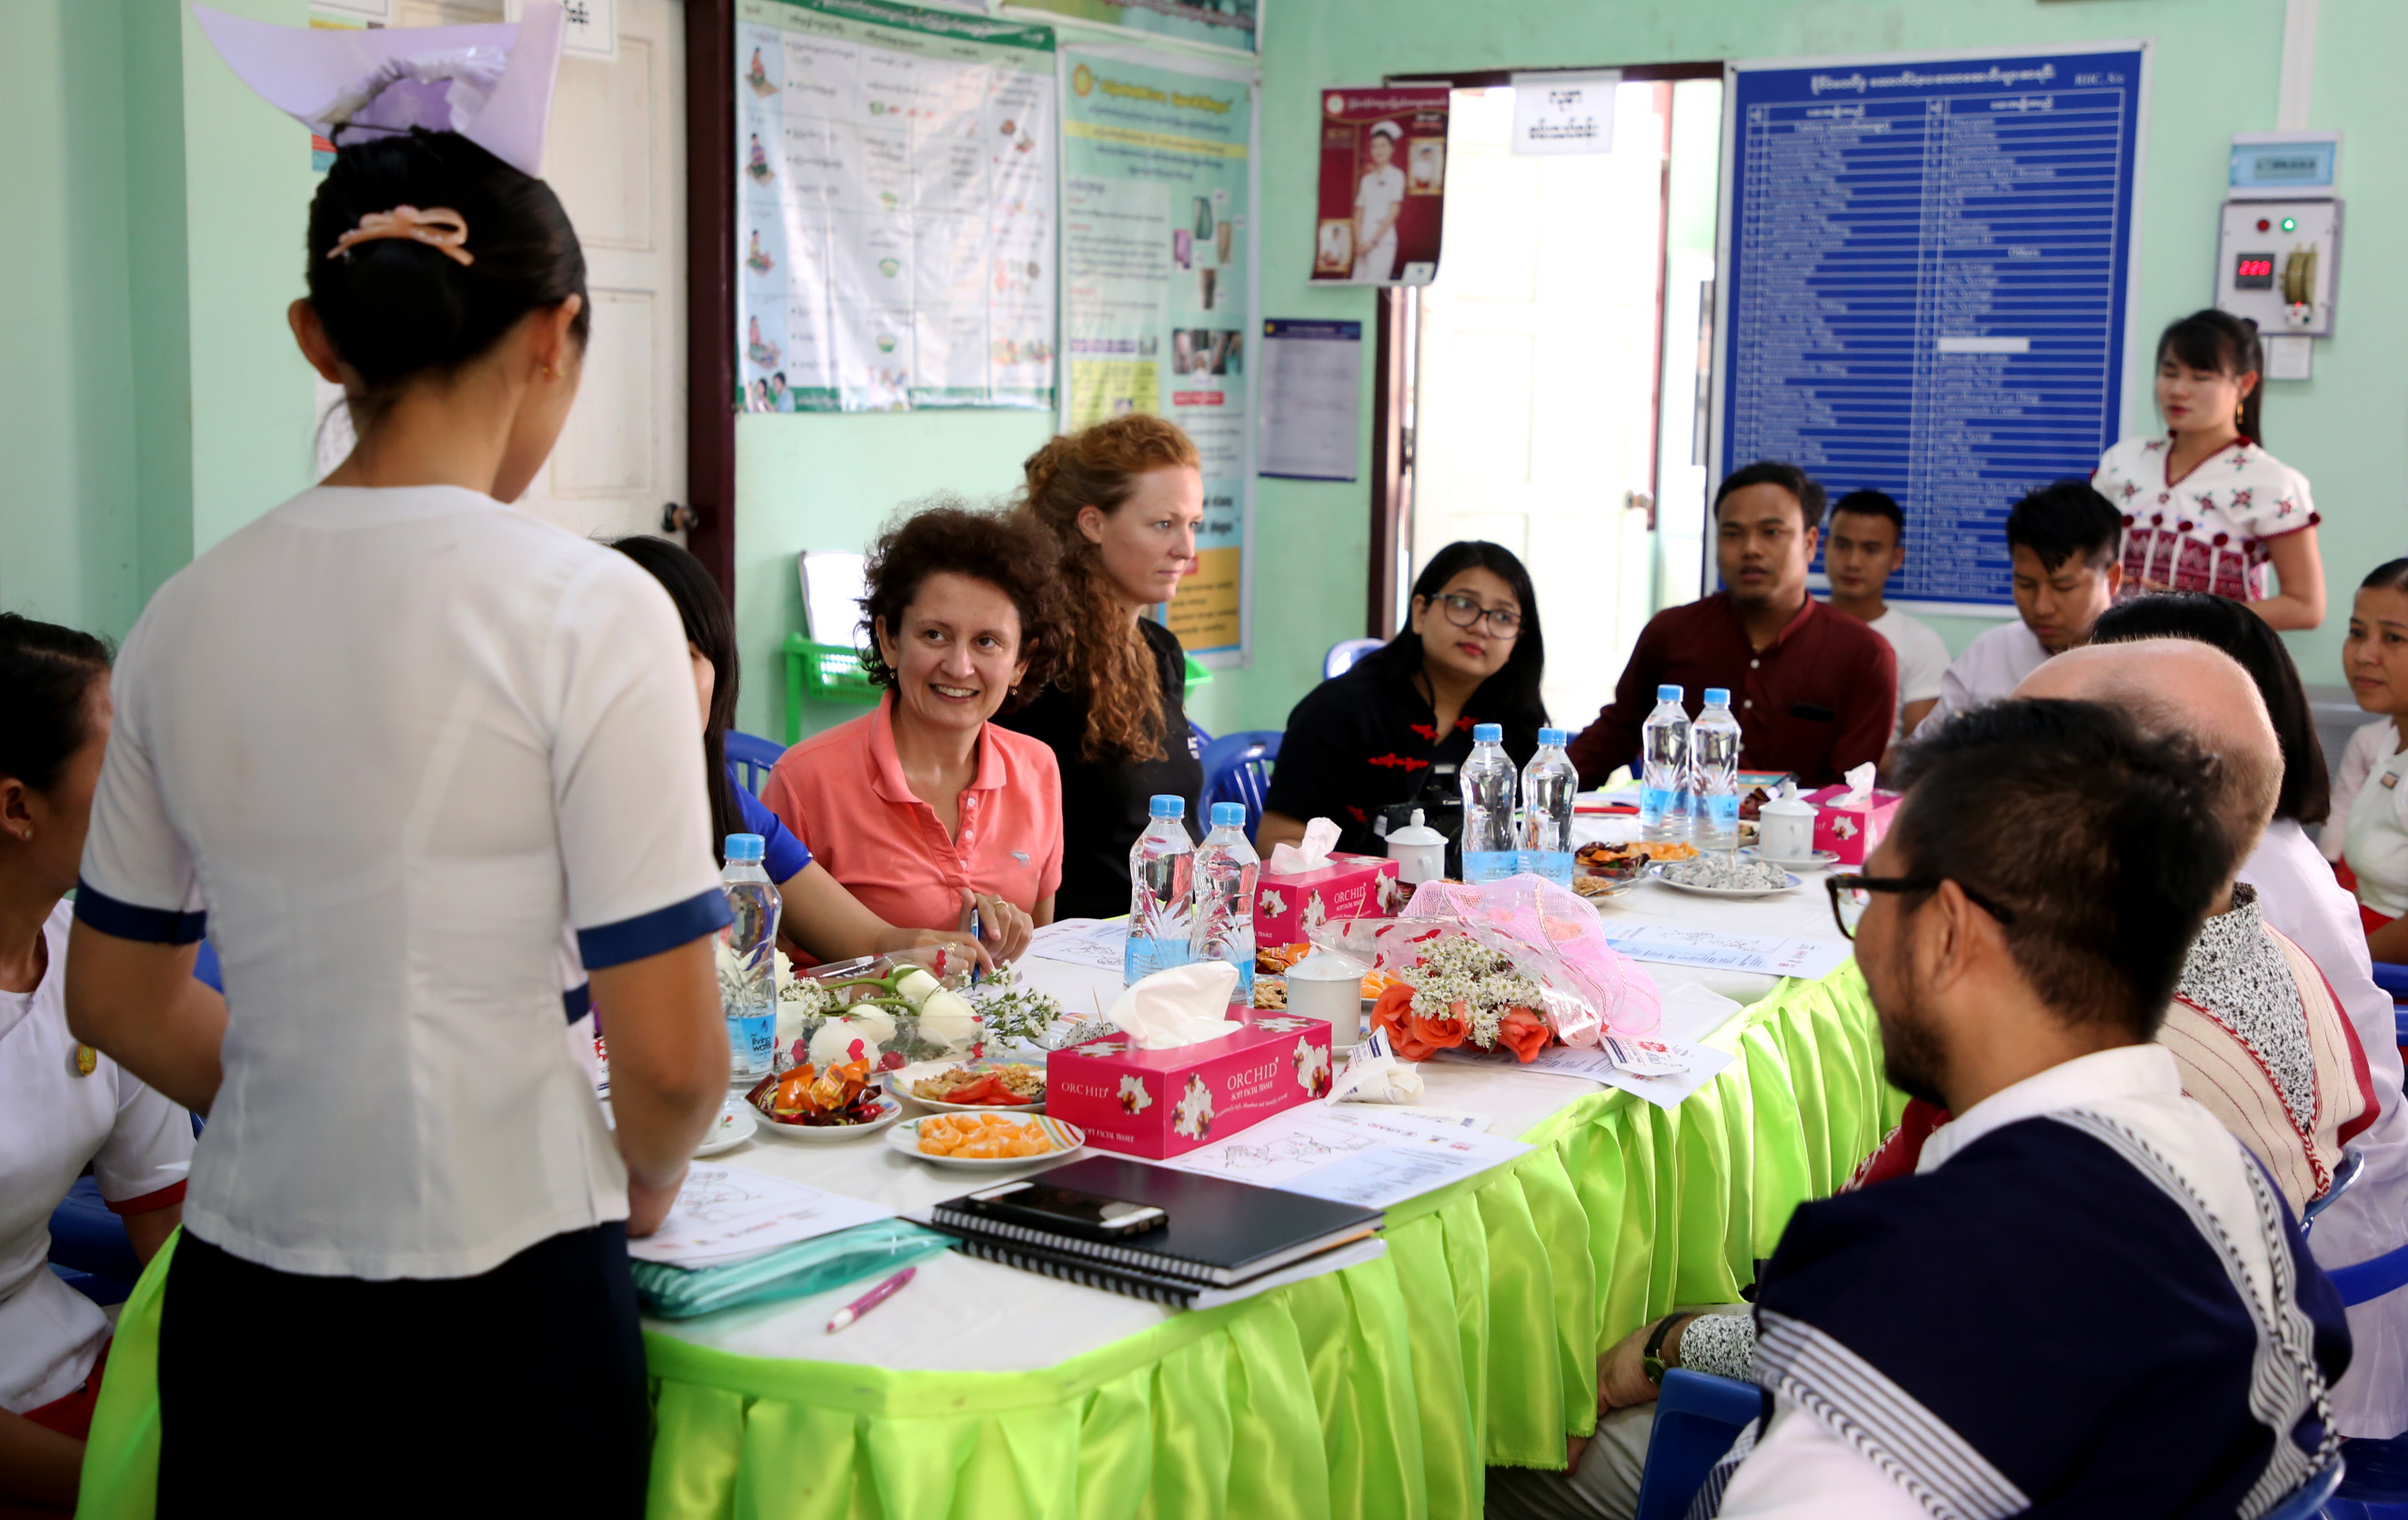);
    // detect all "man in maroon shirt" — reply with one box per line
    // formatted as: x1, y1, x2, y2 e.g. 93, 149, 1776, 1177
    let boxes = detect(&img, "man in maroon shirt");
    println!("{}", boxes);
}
1568, 462, 1898, 787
